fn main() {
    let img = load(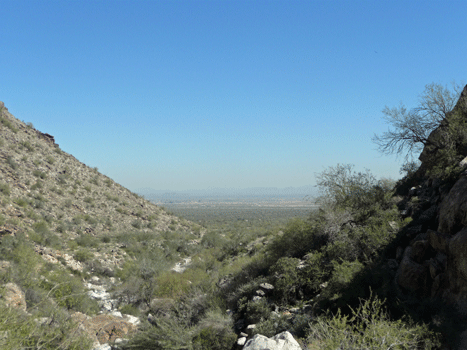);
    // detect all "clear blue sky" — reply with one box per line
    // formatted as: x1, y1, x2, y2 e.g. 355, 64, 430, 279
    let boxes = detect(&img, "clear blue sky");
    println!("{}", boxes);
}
1, 0, 465, 192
